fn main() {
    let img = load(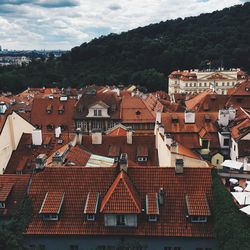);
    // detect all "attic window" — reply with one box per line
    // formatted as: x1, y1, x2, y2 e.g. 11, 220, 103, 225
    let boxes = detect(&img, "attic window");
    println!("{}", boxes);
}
204, 115, 211, 122
47, 124, 54, 131
146, 193, 159, 222
46, 104, 53, 114
135, 111, 141, 116
171, 115, 179, 123
39, 192, 65, 221
0, 183, 14, 209
58, 105, 64, 114
84, 192, 99, 221
60, 124, 67, 131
